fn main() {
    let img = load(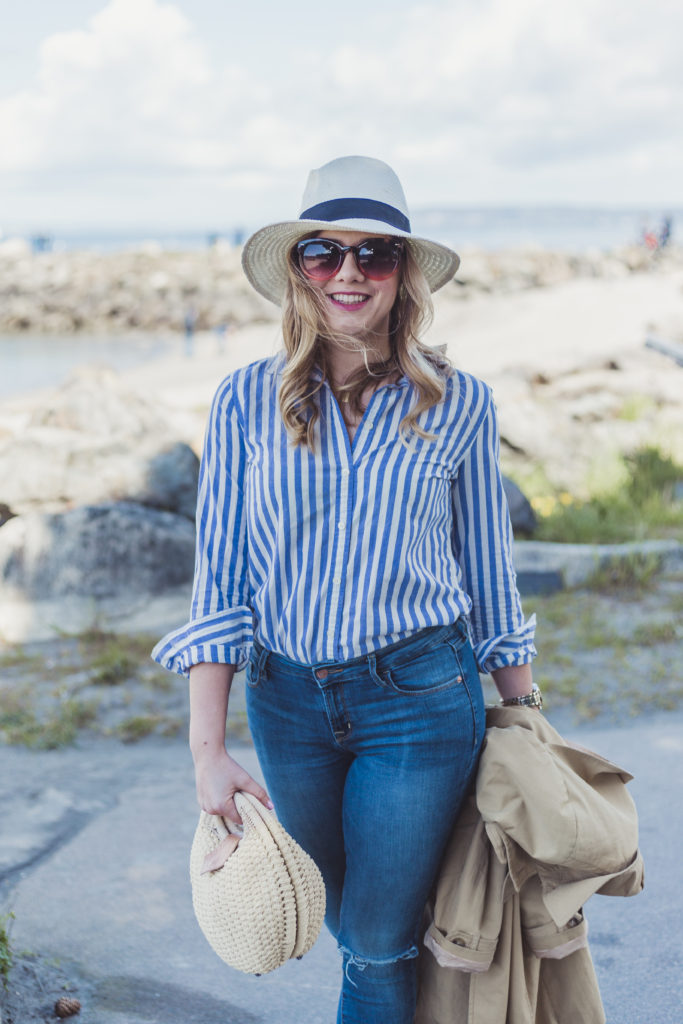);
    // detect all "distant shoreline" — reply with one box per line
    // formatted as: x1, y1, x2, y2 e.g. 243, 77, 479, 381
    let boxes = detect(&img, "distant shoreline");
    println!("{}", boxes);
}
1, 203, 679, 254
